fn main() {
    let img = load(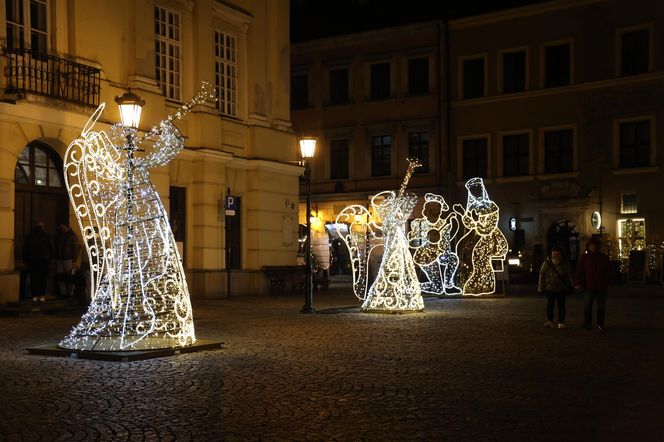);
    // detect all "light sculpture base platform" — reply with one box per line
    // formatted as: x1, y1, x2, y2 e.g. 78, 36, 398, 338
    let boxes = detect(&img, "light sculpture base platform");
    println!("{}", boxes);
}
435, 293, 505, 299
362, 309, 424, 315
26, 339, 223, 362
